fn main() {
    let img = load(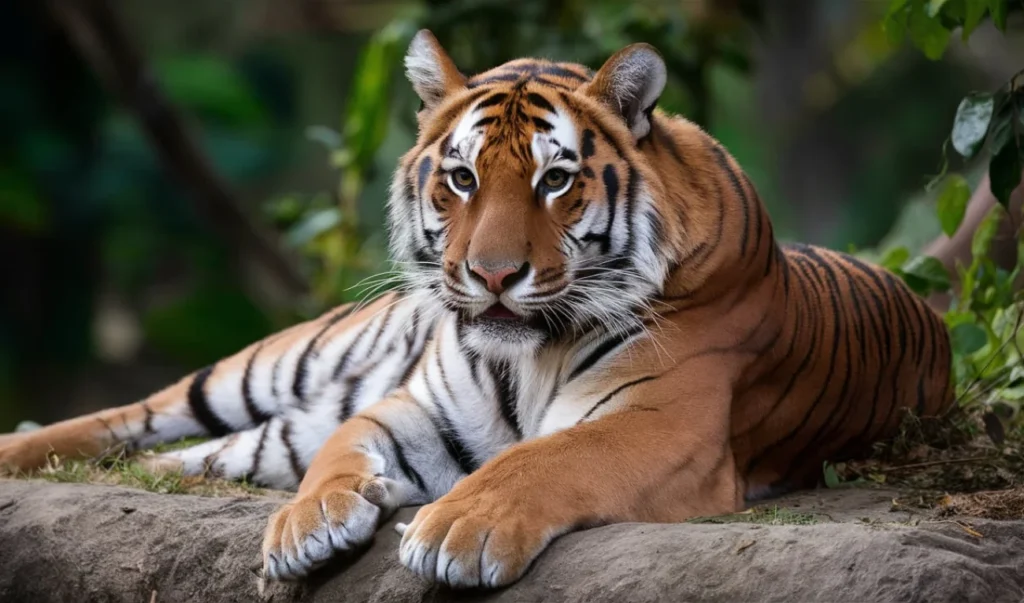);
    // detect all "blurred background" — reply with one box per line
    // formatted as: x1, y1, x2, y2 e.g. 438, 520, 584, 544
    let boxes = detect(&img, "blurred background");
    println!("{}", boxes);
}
1, 0, 1022, 431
